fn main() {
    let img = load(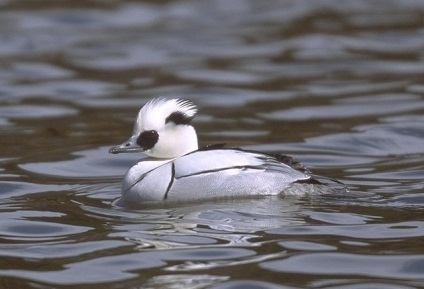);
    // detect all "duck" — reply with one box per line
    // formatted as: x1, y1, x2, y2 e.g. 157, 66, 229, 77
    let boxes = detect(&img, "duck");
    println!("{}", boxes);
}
109, 97, 326, 203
